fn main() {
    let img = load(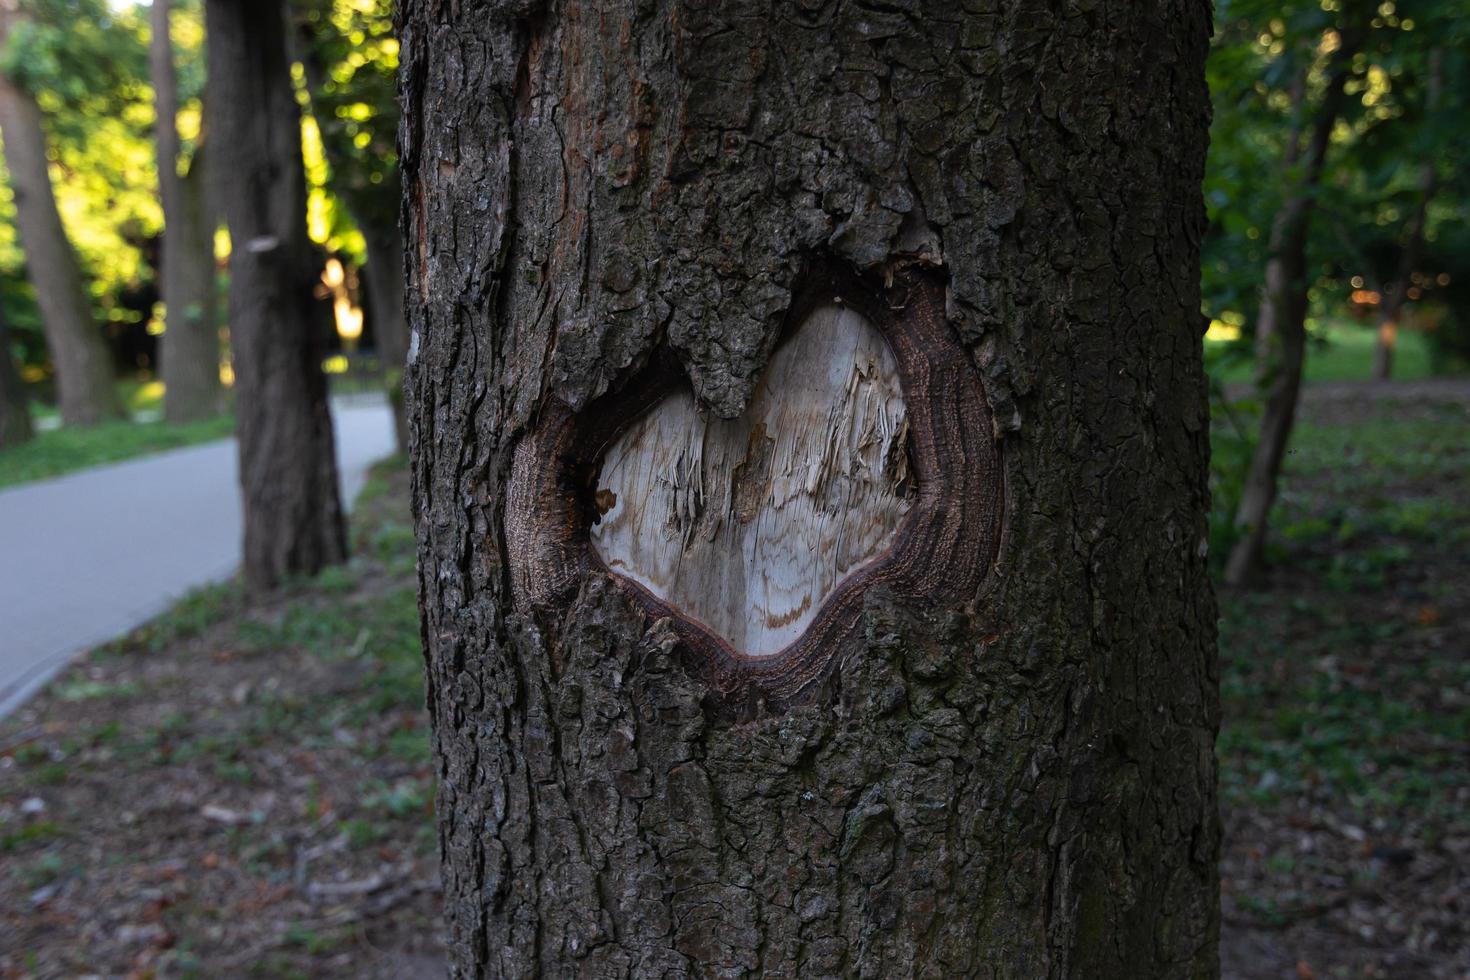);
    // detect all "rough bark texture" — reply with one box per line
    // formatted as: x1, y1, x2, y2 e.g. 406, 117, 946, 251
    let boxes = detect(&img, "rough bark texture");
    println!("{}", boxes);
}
0, 2, 123, 426
402, 2, 1219, 977
206, 0, 345, 591
0, 304, 32, 447
152, 0, 222, 424
1225, 19, 1363, 588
